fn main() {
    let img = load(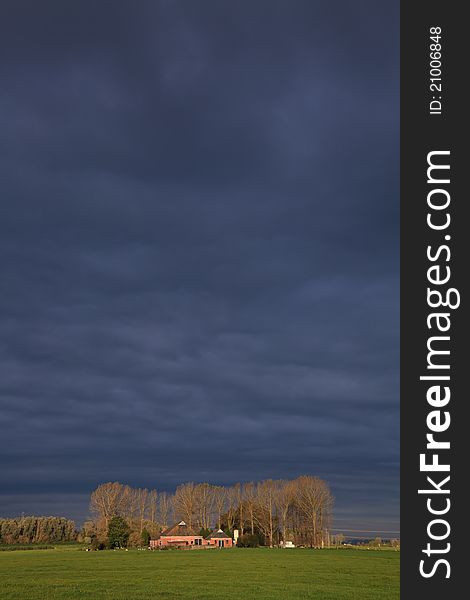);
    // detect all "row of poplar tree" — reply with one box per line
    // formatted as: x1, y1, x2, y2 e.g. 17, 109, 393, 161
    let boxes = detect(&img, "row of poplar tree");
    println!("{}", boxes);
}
0, 516, 76, 545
